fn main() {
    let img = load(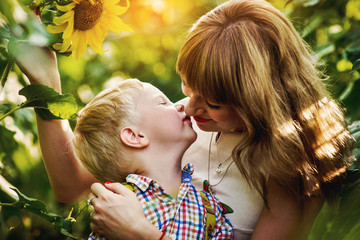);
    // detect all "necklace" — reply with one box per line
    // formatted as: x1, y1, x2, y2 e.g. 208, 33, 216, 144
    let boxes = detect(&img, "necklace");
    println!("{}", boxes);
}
207, 132, 234, 194
214, 134, 232, 174
210, 132, 232, 174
